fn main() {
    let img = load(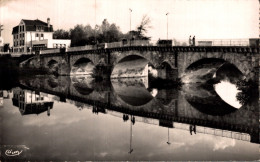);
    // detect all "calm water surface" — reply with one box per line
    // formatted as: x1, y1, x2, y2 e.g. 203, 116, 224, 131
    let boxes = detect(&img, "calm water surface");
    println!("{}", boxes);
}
0, 75, 259, 161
